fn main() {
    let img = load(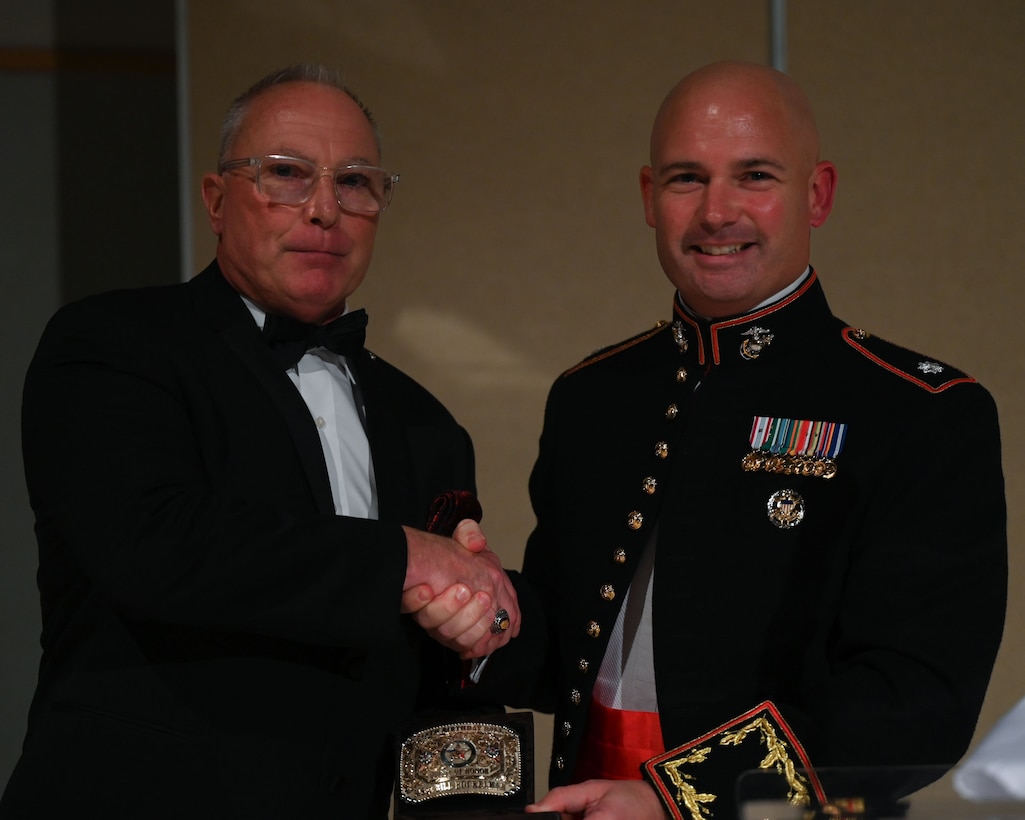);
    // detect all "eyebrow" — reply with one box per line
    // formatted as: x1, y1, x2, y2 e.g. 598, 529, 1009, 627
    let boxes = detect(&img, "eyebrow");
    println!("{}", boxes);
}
737, 157, 786, 171
272, 148, 378, 167
658, 157, 787, 175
